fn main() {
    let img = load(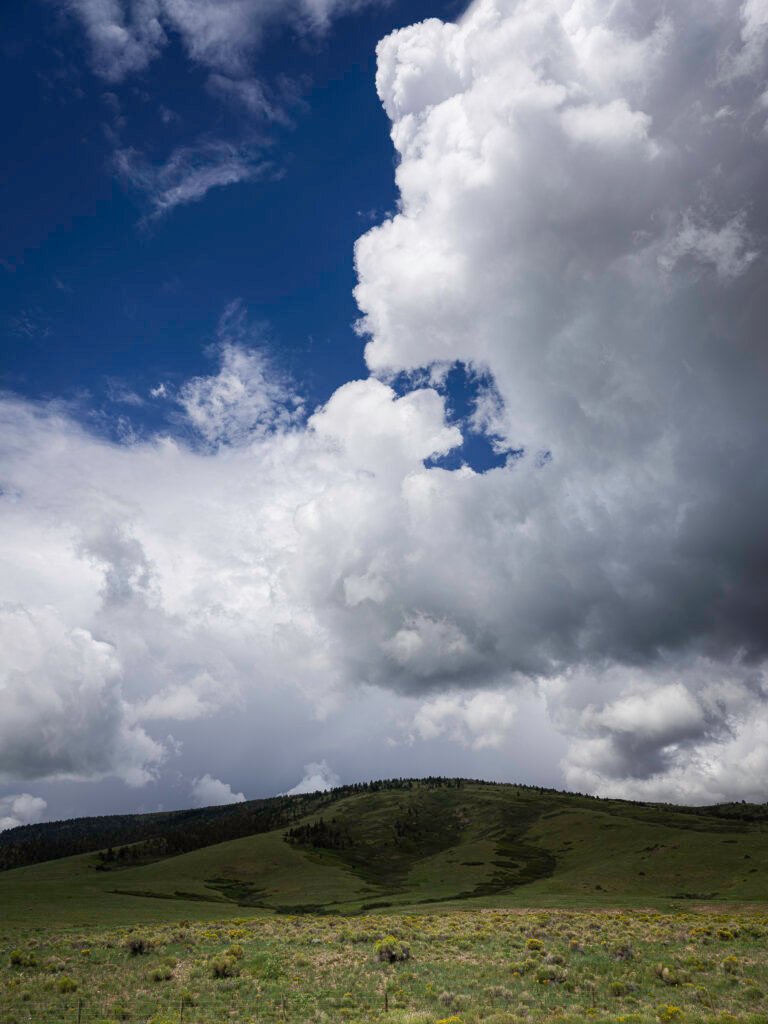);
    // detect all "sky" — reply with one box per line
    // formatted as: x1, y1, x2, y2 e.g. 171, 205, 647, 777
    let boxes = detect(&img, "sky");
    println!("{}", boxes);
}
1, 0, 767, 830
